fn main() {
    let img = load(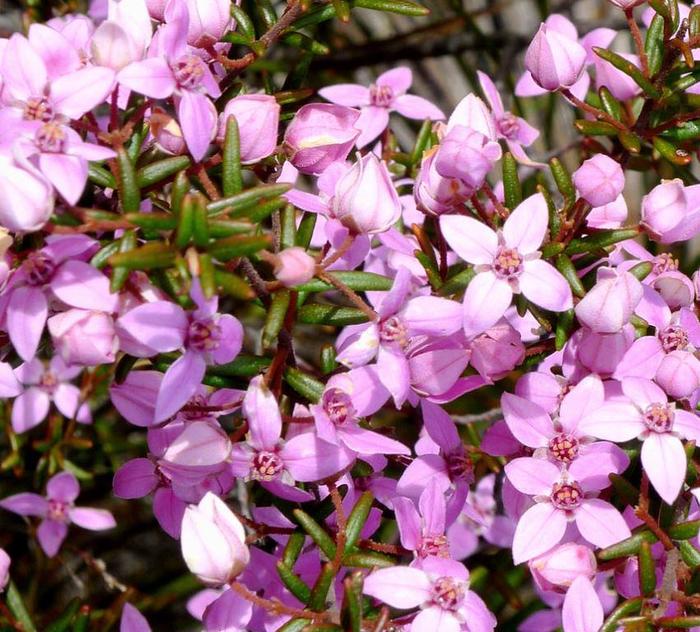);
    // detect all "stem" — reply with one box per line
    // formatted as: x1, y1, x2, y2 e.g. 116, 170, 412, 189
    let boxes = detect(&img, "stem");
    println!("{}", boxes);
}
636, 473, 674, 551
560, 89, 628, 132
316, 271, 378, 322
626, 9, 649, 77
228, 580, 330, 623
320, 234, 354, 268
